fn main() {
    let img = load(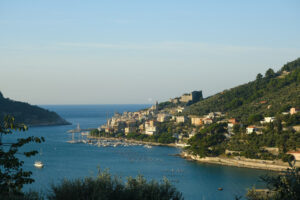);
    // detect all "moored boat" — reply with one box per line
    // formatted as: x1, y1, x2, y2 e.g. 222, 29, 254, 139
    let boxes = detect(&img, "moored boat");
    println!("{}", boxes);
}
34, 161, 44, 168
